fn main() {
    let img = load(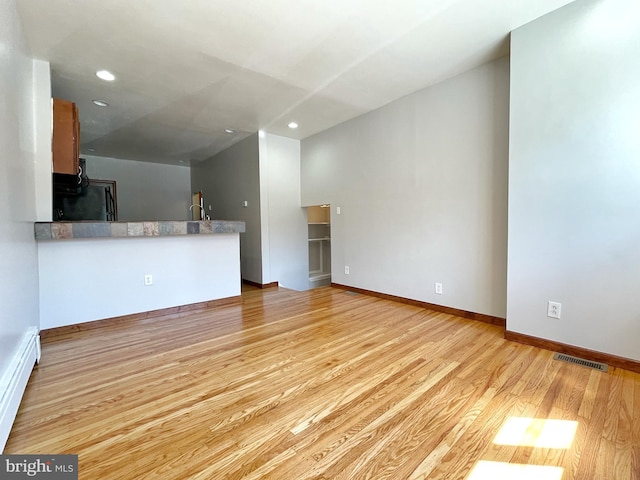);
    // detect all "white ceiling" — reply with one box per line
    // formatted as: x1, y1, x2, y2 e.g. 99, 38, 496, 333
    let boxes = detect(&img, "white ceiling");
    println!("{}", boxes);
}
17, 0, 576, 165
